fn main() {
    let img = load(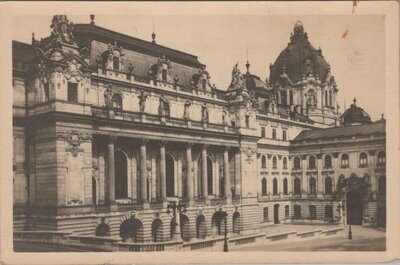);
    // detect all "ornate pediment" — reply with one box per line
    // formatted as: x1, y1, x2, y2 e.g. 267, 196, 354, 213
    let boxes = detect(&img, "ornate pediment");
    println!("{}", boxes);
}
149, 55, 173, 82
